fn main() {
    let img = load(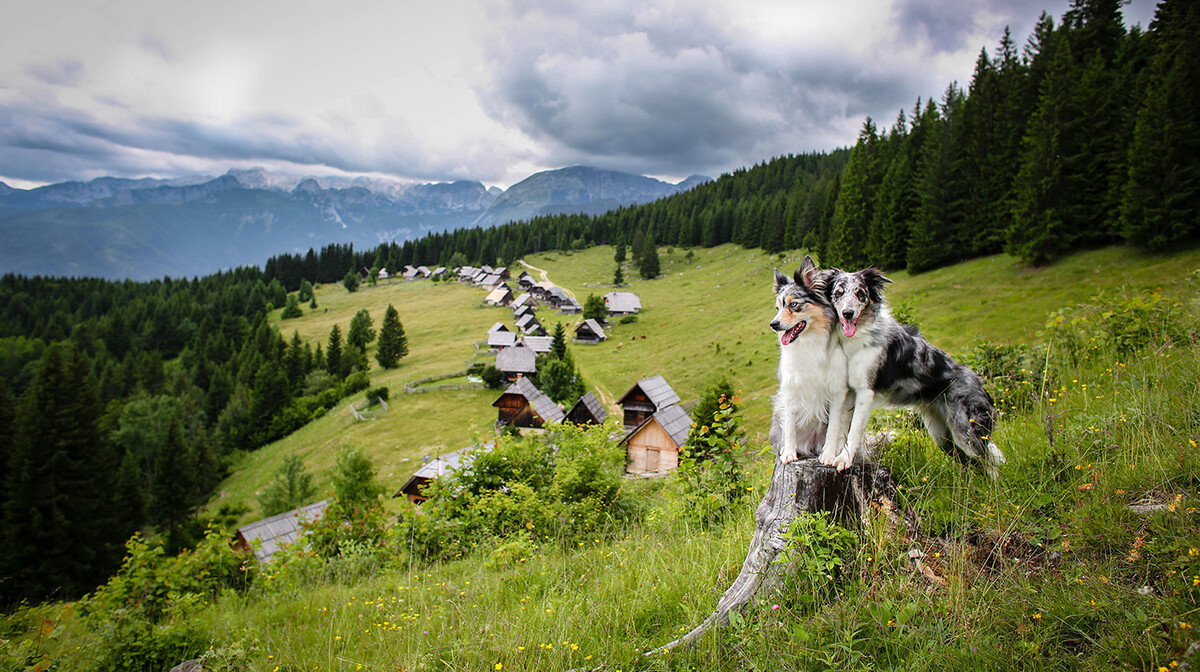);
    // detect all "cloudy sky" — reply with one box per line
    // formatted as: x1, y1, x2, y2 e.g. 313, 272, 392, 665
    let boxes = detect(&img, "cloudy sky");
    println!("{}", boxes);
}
0, 0, 1159, 190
